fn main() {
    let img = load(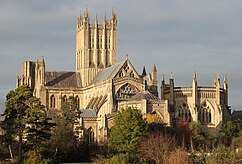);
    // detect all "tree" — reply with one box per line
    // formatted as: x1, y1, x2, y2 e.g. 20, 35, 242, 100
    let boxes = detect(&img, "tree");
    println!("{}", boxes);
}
189, 121, 208, 151
137, 132, 177, 164
108, 107, 148, 153
49, 96, 88, 163
219, 121, 238, 138
1, 85, 52, 163
219, 121, 239, 146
